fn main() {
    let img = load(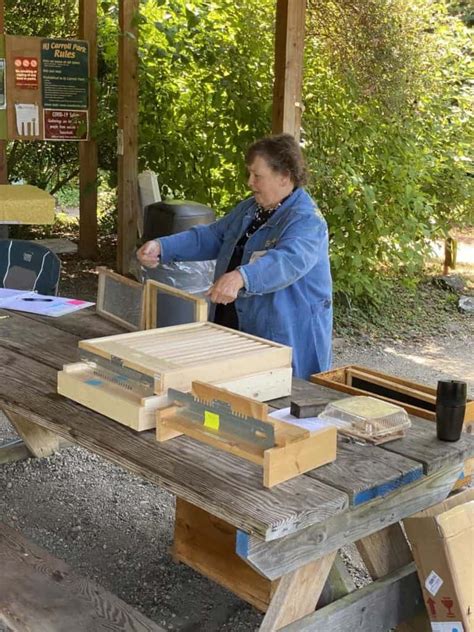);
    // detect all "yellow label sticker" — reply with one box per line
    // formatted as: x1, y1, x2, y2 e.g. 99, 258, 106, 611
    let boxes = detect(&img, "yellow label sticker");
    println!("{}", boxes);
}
204, 410, 220, 431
